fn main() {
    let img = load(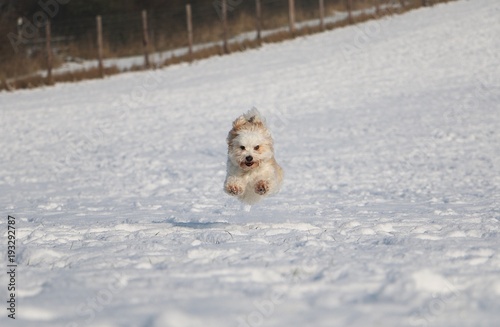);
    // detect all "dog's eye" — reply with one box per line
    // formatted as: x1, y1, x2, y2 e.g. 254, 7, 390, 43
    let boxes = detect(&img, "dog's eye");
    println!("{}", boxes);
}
254, 145, 260, 150
240, 146, 245, 150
